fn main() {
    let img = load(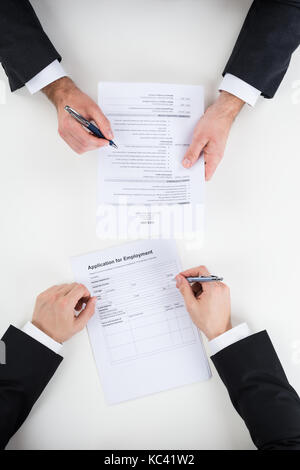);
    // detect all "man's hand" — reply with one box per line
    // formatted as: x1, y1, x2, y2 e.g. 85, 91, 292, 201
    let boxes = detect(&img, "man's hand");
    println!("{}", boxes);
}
42, 77, 113, 154
32, 283, 96, 343
175, 266, 232, 340
182, 91, 244, 180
